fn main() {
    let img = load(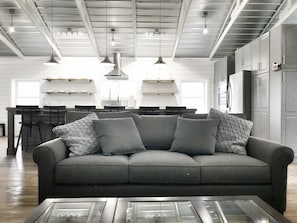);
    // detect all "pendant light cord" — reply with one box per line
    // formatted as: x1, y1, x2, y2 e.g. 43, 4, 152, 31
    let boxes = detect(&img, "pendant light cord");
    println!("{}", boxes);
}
159, 0, 161, 58
11, 11, 13, 28
106, 0, 108, 56
51, 0, 54, 56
